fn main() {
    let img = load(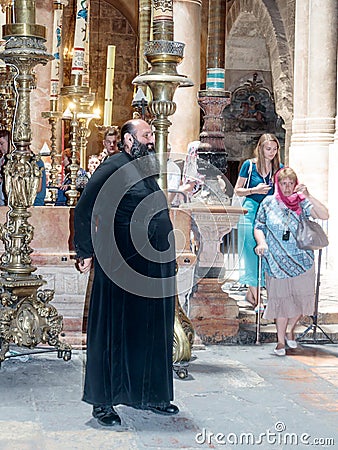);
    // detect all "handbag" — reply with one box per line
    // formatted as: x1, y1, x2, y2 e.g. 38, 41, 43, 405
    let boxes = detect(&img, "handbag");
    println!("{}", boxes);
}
296, 213, 329, 250
231, 159, 253, 207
